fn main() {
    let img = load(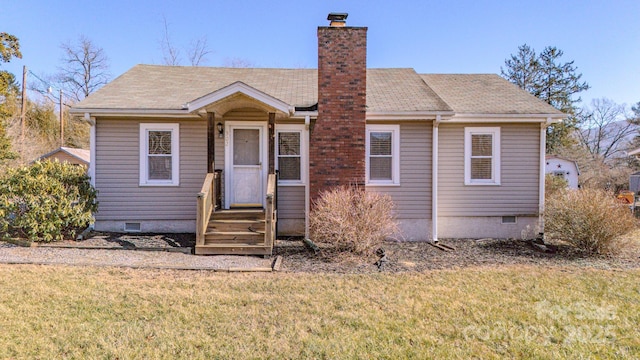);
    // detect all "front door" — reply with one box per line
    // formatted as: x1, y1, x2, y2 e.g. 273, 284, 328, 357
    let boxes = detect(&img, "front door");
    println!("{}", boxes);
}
227, 124, 265, 207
